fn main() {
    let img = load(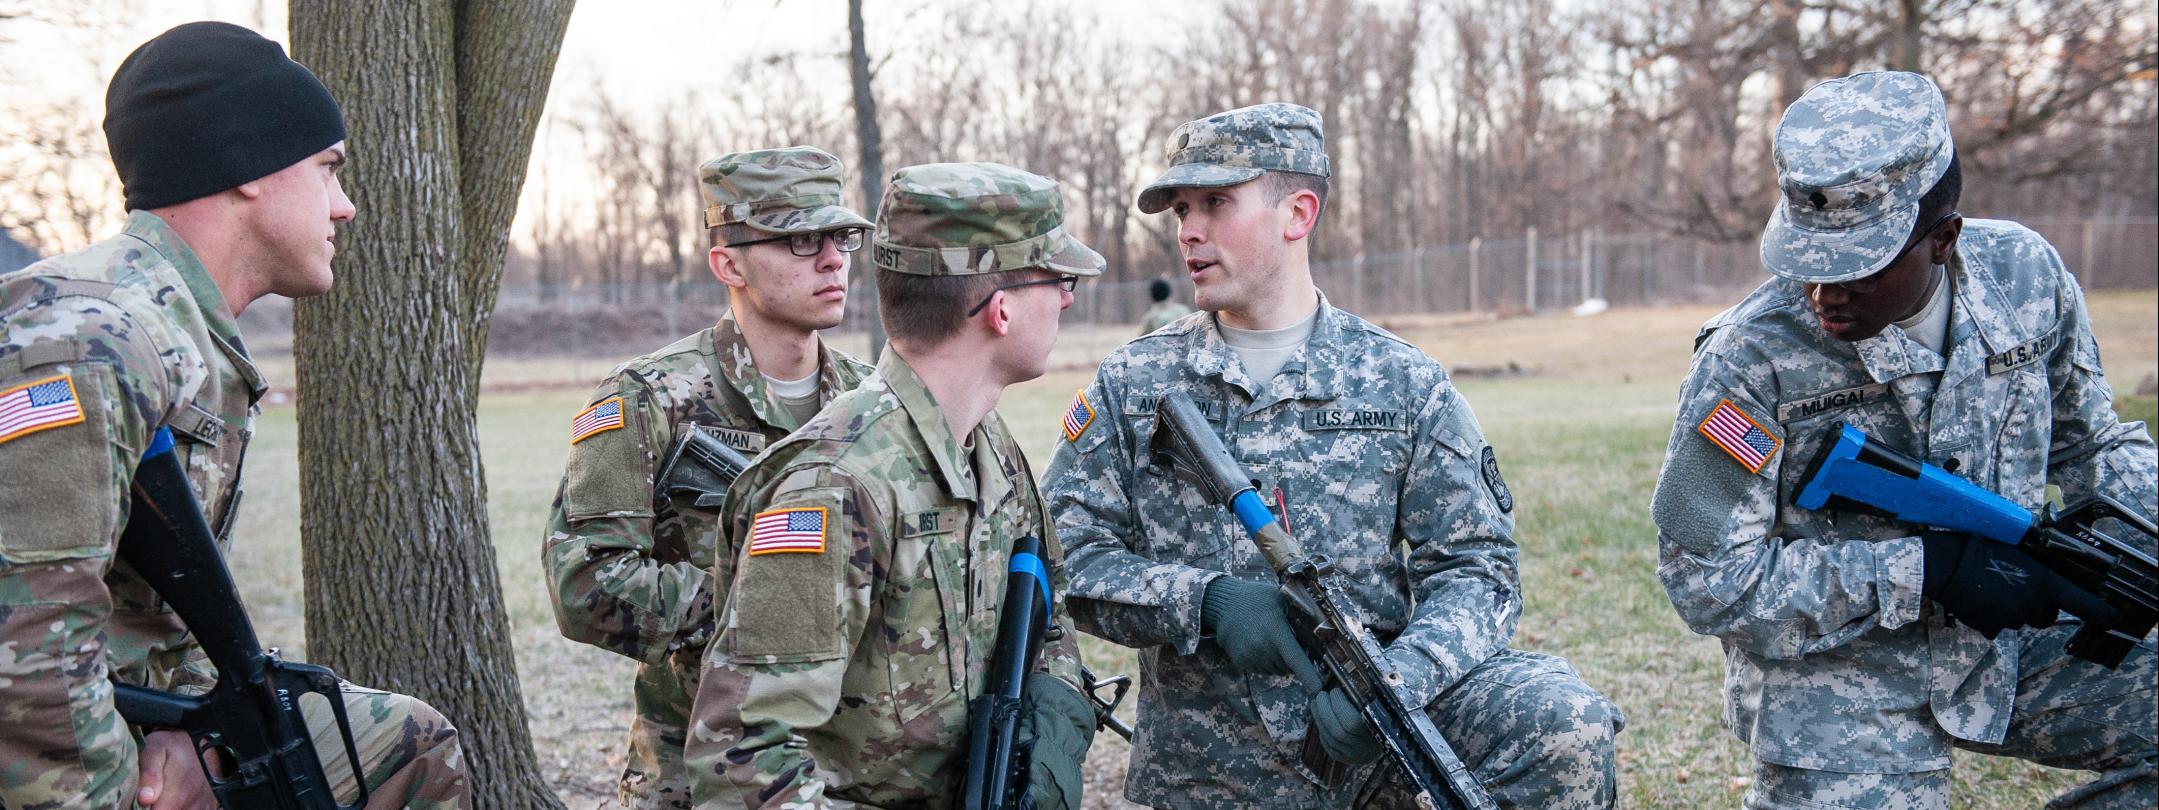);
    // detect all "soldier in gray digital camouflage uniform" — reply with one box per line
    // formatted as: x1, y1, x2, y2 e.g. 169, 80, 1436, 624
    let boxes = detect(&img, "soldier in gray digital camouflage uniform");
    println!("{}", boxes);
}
0, 21, 466, 809
1652, 71, 2157, 809
684, 162, 1104, 809
1043, 102, 1622, 809
542, 146, 876, 808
